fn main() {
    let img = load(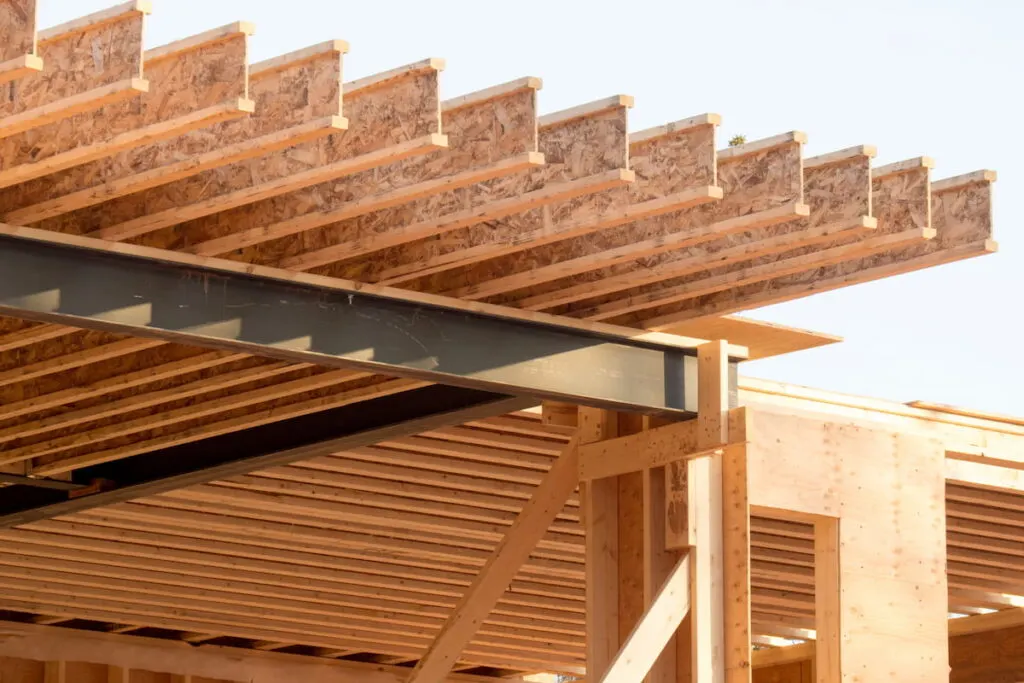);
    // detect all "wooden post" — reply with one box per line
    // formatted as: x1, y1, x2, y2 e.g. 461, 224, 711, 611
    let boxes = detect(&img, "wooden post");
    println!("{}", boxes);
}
644, 465, 678, 683
814, 517, 841, 683
582, 407, 620, 680
690, 340, 728, 683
